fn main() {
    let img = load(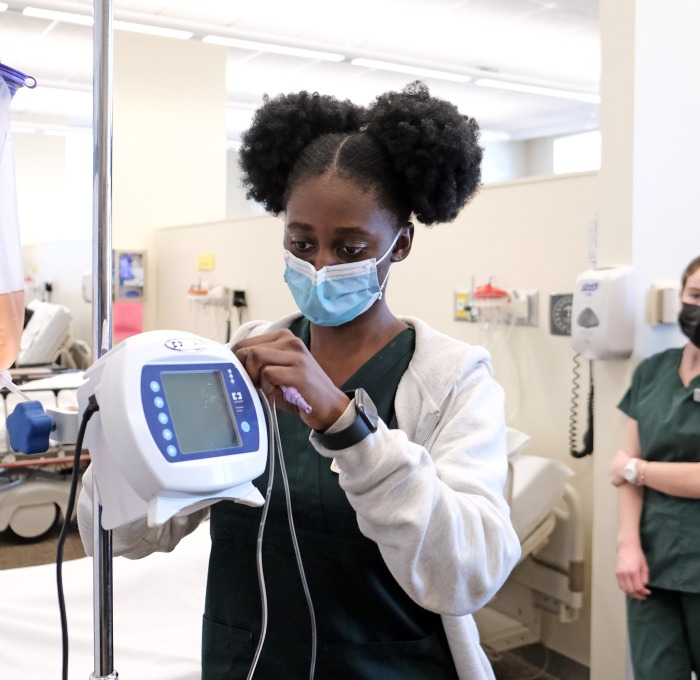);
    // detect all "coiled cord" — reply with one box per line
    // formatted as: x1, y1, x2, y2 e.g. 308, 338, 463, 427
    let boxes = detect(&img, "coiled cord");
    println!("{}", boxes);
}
569, 354, 594, 458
